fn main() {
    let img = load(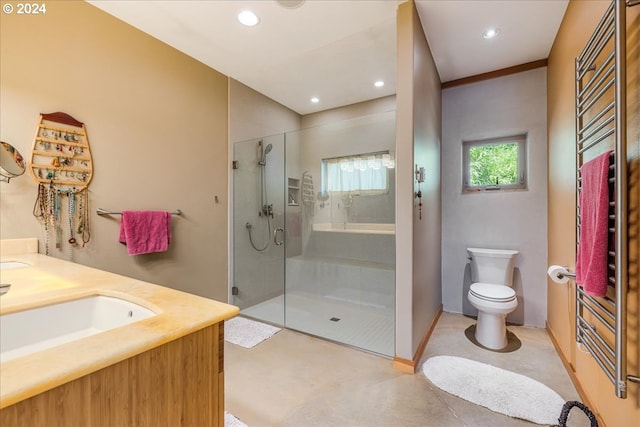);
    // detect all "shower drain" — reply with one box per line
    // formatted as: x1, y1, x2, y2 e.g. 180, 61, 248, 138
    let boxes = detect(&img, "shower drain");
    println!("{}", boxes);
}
329, 317, 341, 322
